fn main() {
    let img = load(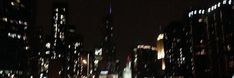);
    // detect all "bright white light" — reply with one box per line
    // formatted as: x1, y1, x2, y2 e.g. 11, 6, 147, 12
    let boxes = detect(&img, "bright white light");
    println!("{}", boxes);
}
11, 2, 15, 6
218, 2, 221, 7
157, 34, 164, 40
194, 10, 197, 14
229, 0, 232, 4
100, 70, 108, 75
214, 4, 217, 9
45, 43, 51, 48
198, 10, 201, 14
94, 60, 99, 65
82, 59, 87, 64
3, 17, 8, 22
17, 35, 21, 39
211, 6, 214, 11
208, 8, 211, 12
24, 22, 28, 25
223, 0, 227, 4
202, 10, 205, 14
55, 8, 58, 12
25, 46, 29, 50
45, 51, 50, 54
75, 42, 80, 47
